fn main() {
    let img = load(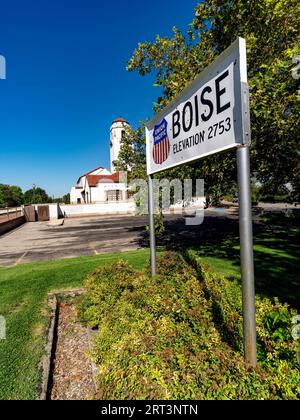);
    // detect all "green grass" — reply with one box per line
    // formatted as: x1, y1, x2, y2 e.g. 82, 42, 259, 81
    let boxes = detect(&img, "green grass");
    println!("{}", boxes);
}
192, 228, 300, 309
1, 226, 299, 399
0, 250, 151, 400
